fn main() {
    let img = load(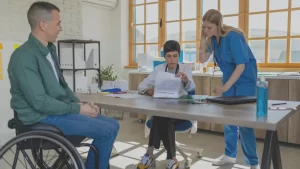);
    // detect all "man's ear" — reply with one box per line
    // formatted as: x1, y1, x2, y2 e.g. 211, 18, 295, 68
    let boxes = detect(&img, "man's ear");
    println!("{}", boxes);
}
39, 20, 46, 31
